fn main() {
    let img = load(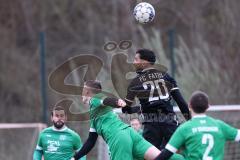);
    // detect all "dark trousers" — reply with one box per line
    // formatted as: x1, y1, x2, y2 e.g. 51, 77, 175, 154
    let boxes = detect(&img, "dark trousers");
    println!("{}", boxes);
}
143, 122, 178, 150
